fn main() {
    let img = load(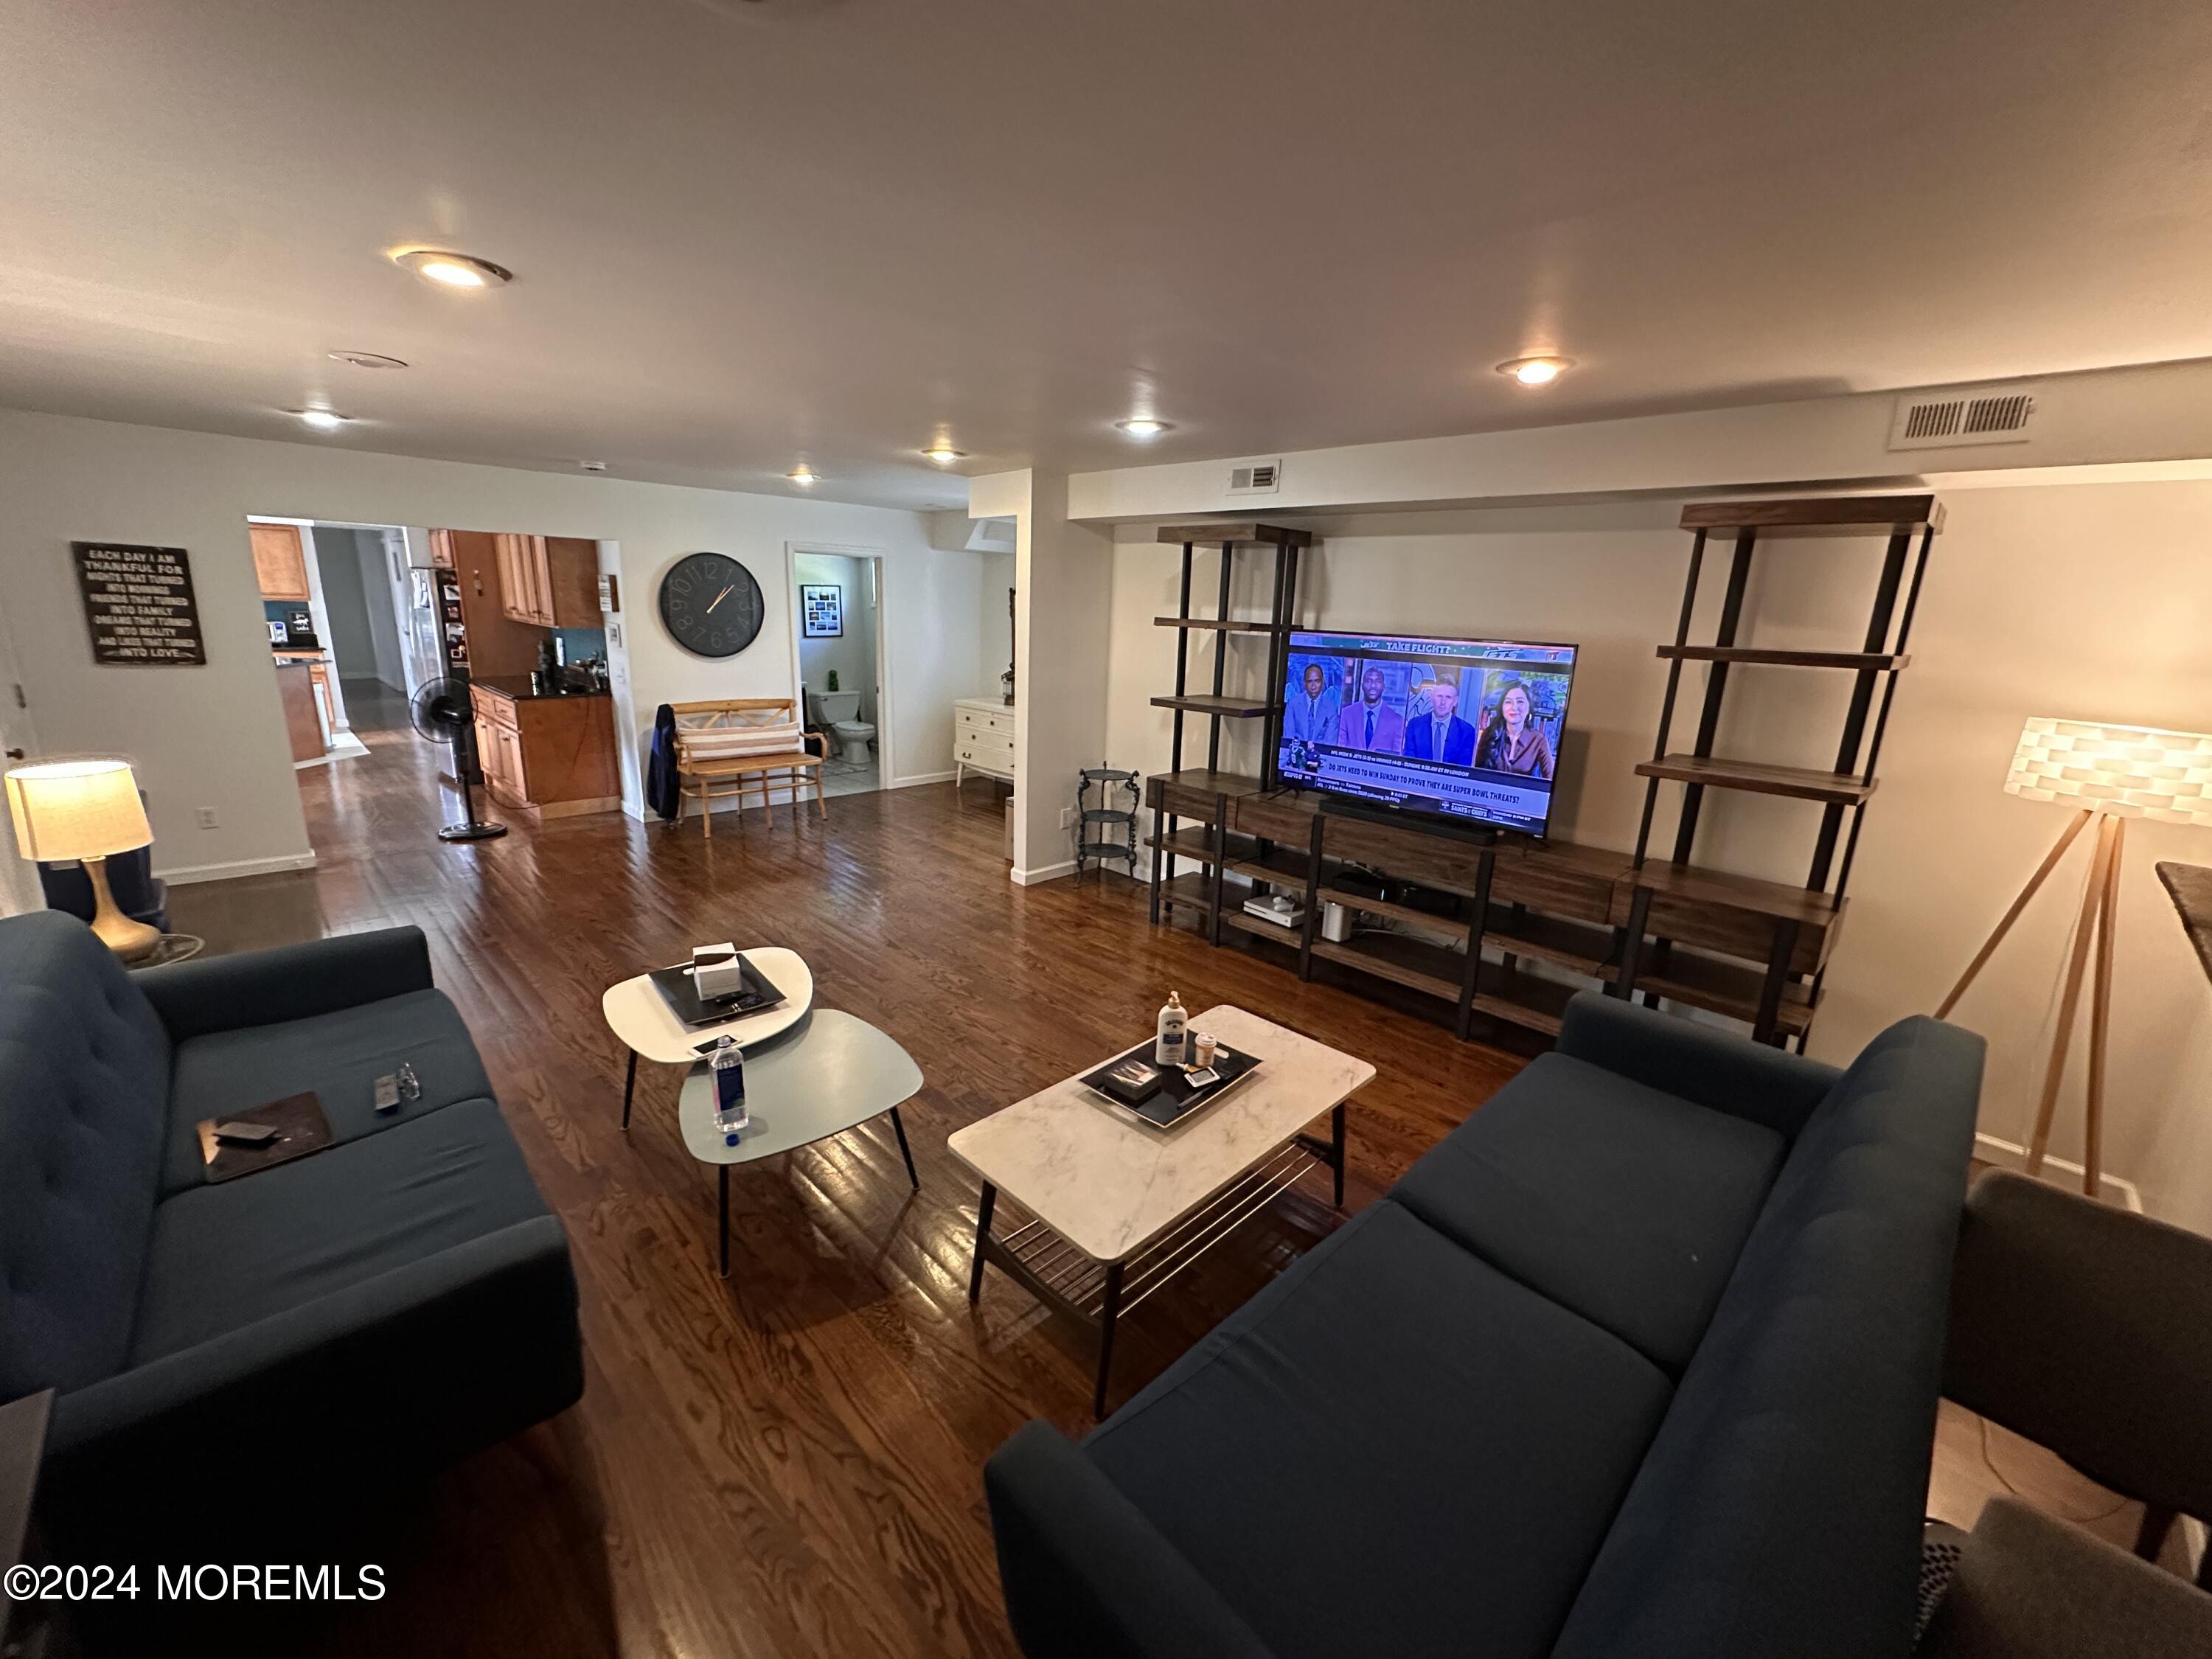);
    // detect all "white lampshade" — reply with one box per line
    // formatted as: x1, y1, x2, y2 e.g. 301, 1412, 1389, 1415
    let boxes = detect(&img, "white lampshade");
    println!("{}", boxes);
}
4, 759, 153, 861
2003, 717, 2212, 826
